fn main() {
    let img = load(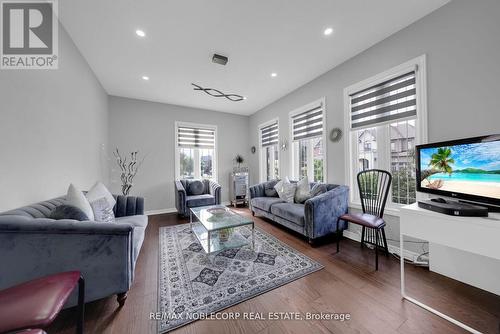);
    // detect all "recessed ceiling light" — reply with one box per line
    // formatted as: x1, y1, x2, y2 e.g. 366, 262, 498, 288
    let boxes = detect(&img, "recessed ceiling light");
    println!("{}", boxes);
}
135, 29, 146, 37
271, 72, 277, 77
324, 27, 333, 36
142, 76, 149, 81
